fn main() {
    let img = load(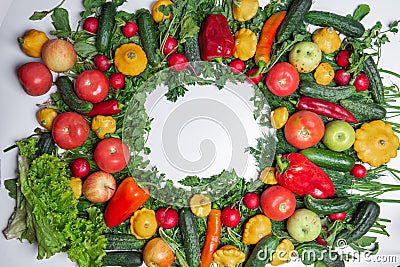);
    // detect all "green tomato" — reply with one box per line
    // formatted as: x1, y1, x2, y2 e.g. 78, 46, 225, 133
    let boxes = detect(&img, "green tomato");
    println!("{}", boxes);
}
289, 41, 322, 73
322, 120, 355, 152
286, 208, 321, 242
